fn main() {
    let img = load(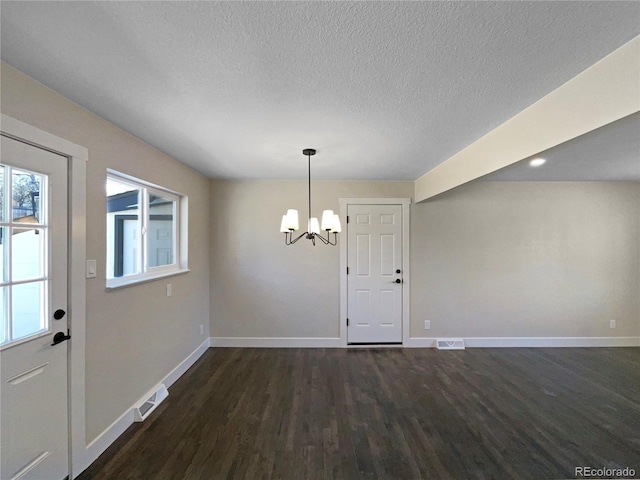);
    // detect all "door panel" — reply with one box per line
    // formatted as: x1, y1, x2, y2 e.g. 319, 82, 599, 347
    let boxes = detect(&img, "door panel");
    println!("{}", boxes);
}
347, 204, 402, 343
356, 290, 370, 326
0, 136, 69, 480
380, 234, 395, 275
356, 234, 370, 275
380, 290, 395, 325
